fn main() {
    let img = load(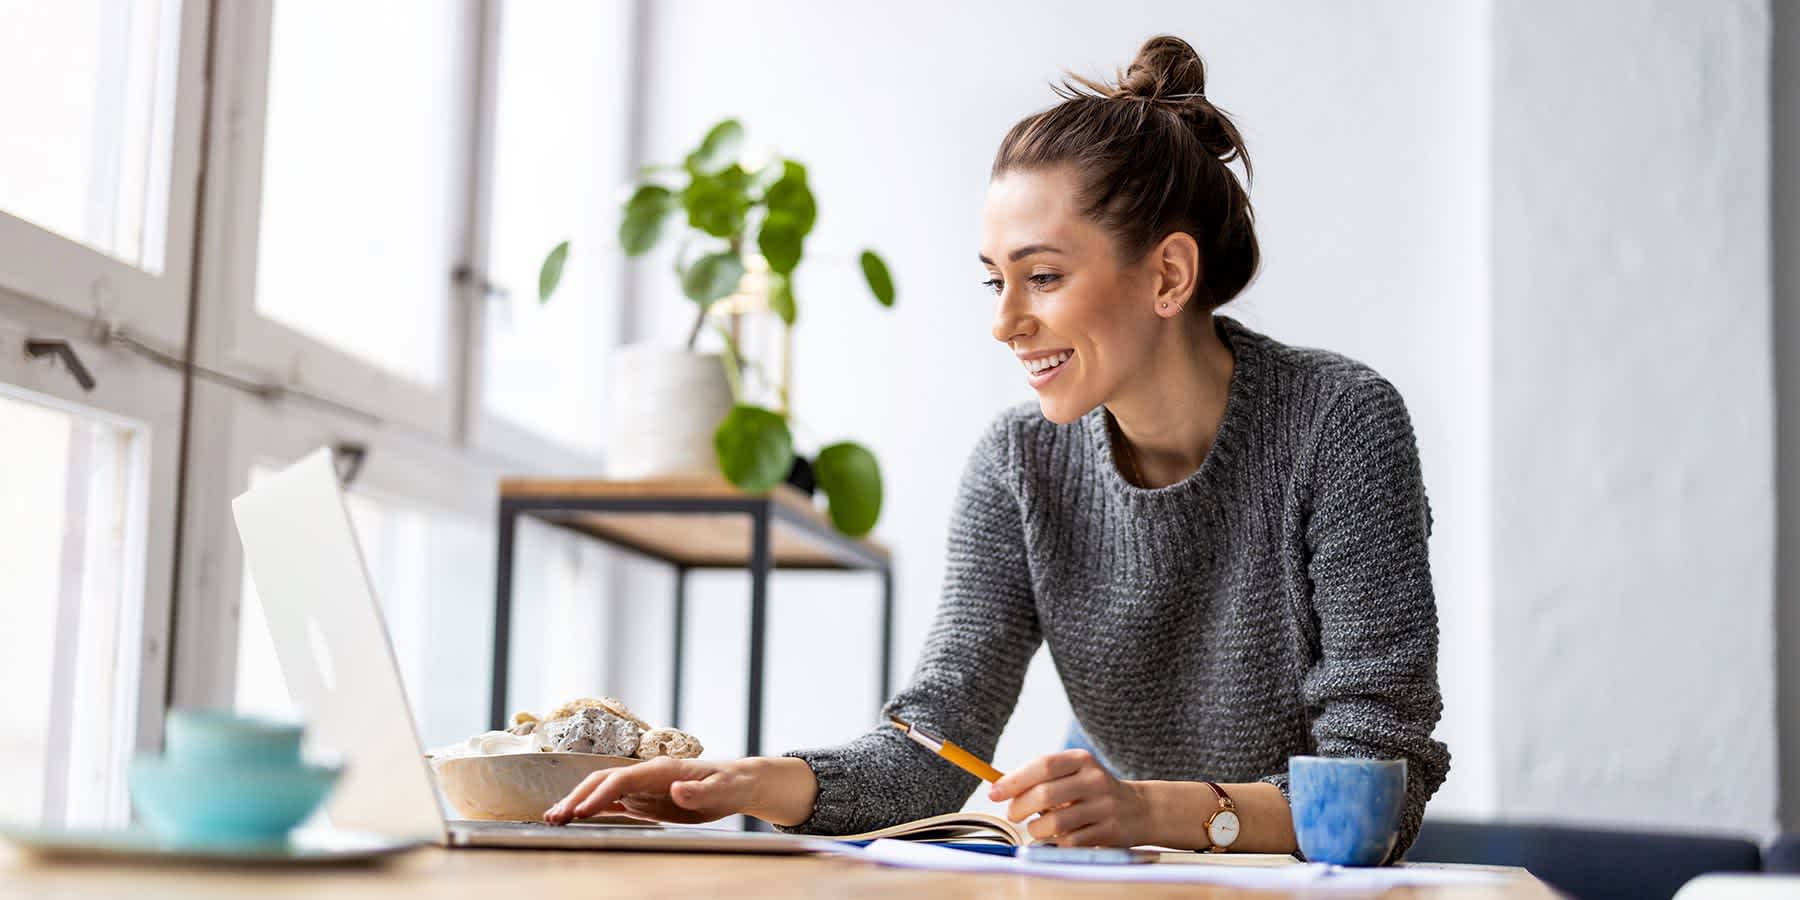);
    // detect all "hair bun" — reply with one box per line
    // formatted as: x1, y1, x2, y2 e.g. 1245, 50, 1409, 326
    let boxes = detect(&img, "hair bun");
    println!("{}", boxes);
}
1118, 35, 1208, 103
